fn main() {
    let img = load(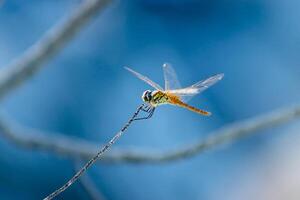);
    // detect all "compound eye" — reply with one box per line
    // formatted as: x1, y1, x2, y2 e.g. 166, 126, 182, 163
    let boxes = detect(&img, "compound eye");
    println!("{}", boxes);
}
142, 90, 152, 102
146, 91, 152, 101
143, 95, 148, 102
